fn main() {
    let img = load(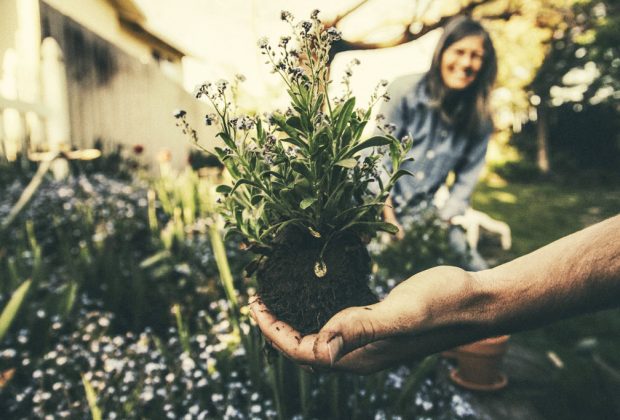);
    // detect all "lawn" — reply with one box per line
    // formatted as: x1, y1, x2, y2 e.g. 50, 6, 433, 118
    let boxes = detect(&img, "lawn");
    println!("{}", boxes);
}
473, 177, 620, 419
